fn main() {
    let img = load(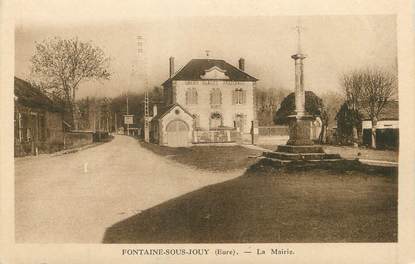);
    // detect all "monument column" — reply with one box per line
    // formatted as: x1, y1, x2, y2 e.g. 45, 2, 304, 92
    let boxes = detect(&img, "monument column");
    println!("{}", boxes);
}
264, 20, 341, 163
286, 25, 314, 146
291, 53, 306, 117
